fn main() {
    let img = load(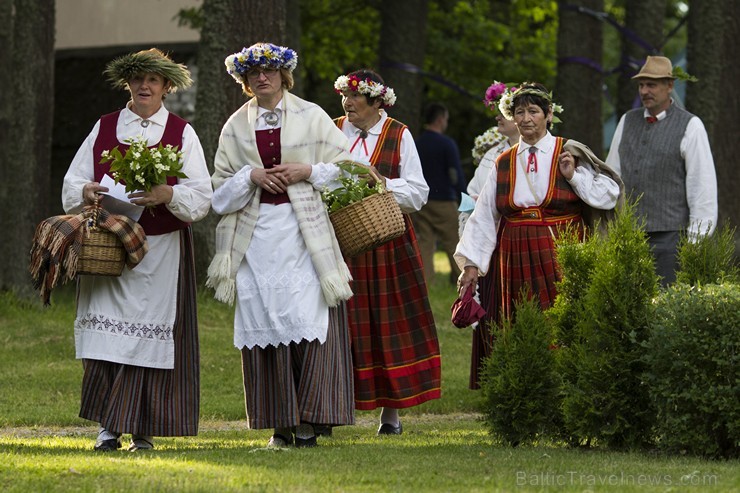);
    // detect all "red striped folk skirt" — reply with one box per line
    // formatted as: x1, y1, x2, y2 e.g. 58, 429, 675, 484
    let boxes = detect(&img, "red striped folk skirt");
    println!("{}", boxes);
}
469, 217, 584, 389
240, 303, 354, 429
79, 228, 200, 436
347, 215, 442, 410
